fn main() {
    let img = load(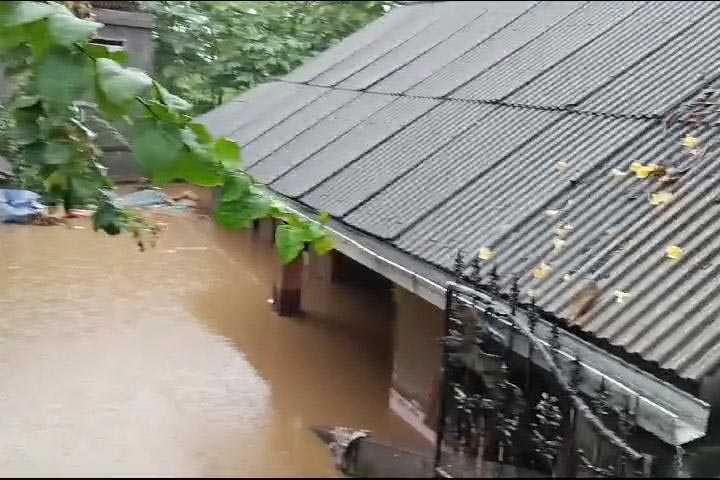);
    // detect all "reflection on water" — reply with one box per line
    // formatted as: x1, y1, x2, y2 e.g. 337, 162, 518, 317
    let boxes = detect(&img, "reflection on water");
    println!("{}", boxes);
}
0, 213, 428, 476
